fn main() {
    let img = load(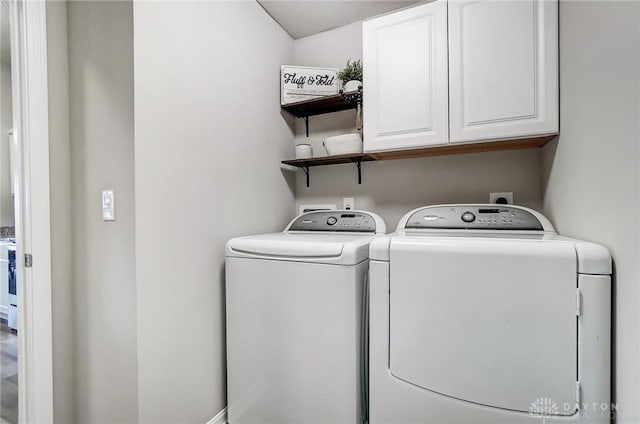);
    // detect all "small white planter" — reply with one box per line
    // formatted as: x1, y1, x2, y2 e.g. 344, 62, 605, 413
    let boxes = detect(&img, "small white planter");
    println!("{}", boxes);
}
343, 80, 362, 92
